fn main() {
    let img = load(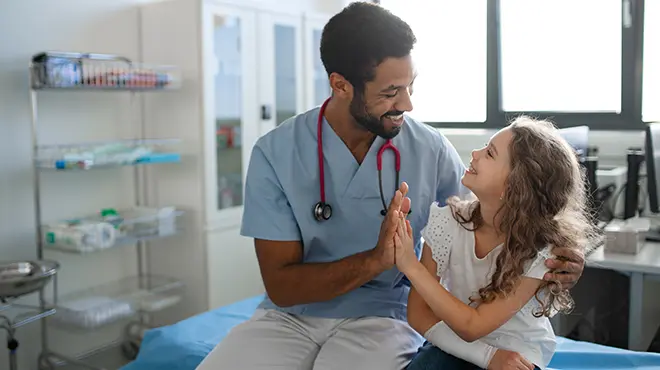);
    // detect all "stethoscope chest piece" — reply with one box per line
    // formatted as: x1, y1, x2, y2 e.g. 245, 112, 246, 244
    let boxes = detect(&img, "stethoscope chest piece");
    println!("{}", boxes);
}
314, 202, 332, 221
